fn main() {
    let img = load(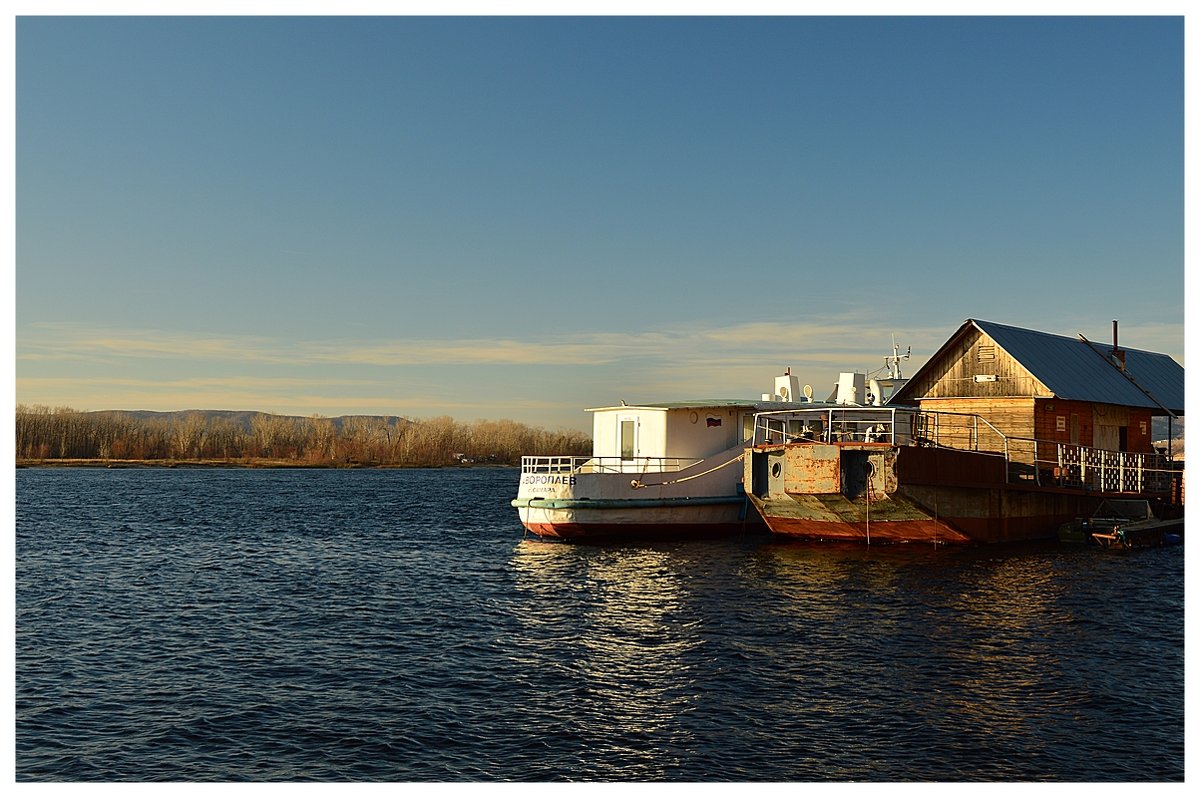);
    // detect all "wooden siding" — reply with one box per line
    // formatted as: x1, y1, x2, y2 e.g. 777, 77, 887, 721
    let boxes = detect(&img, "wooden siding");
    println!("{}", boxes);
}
1034, 399, 1153, 453
1094, 403, 1155, 454
916, 397, 1036, 440
1044, 401, 1152, 454
919, 398, 1154, 448
905, 327, 1051, 400
1127, 408, 1155, 453
1034, 398, 1095, 448
915, 397, 1036, 466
